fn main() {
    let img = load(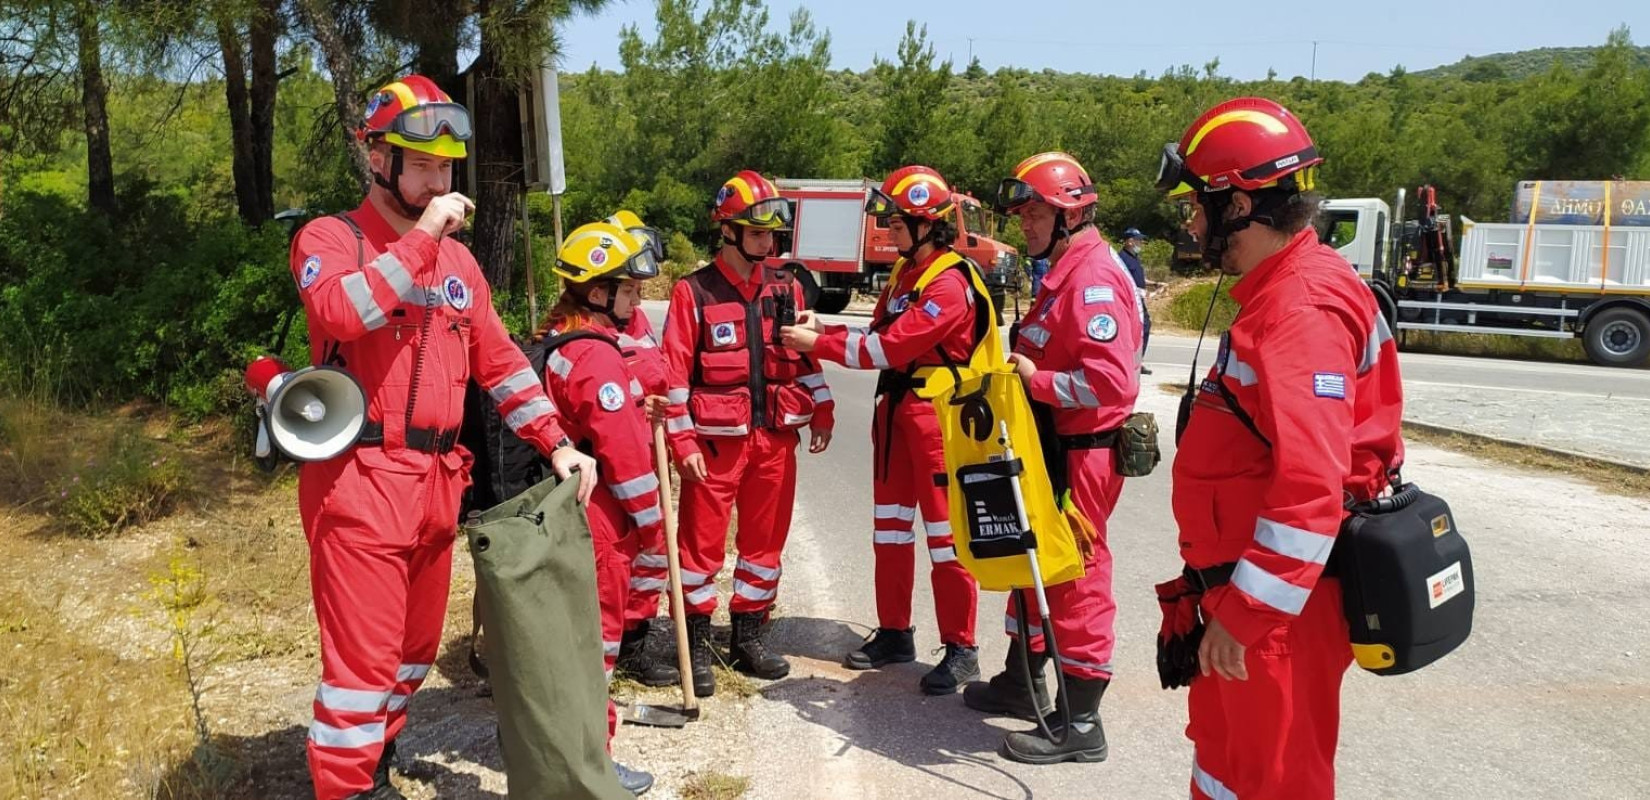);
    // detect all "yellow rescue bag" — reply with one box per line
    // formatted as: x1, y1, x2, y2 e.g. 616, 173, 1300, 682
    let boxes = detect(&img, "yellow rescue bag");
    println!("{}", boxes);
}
911, 255, 1085, 592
